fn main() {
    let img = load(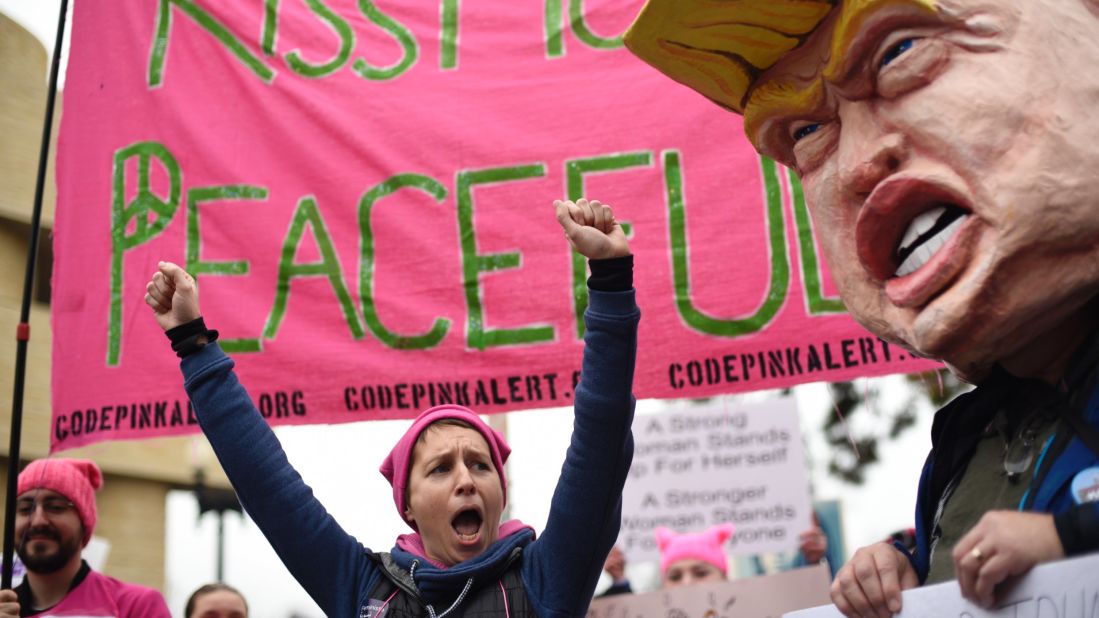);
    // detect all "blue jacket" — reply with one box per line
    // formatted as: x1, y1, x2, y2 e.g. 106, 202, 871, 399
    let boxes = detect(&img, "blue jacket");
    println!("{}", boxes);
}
907, 348, 1099, 582
180, 288, 639, 617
